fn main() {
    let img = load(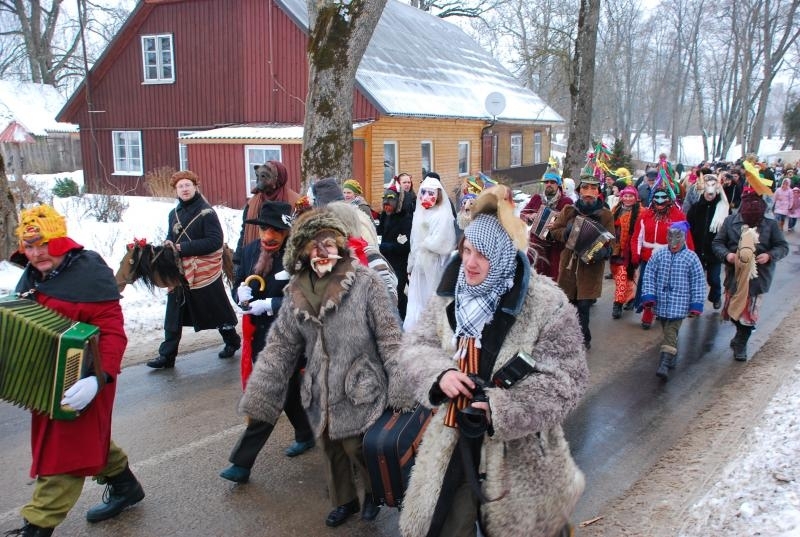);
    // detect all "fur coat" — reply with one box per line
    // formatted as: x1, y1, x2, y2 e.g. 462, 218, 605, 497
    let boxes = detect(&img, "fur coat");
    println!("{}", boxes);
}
239, 256, 403, 440
391, 253, 589, 537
